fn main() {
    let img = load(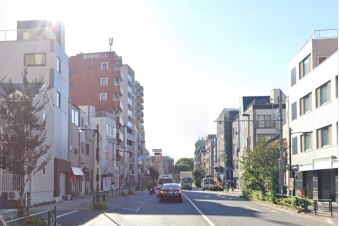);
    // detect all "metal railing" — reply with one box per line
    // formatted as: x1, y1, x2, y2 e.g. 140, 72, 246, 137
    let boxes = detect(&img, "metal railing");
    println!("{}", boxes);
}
4, 206, 56, 226
313, 199, 333, 217
93, 187, 135, 205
